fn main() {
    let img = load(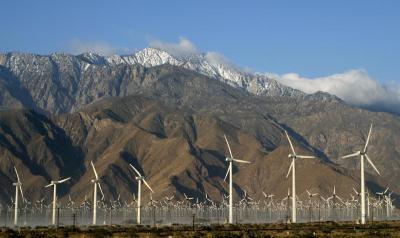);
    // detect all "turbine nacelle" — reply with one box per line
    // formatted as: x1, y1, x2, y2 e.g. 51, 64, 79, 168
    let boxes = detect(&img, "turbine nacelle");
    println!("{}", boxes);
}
129, 164, 154, 193
226, 157, 233, 162
135, 176, 145, 181
45, 177, 71, 187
